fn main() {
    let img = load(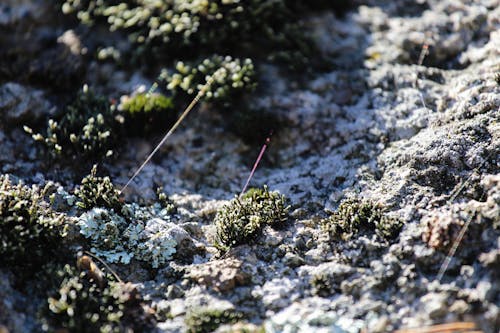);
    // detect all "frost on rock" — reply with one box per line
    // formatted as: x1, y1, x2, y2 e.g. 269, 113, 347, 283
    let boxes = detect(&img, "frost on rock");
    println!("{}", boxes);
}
78, 208, 177, 267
